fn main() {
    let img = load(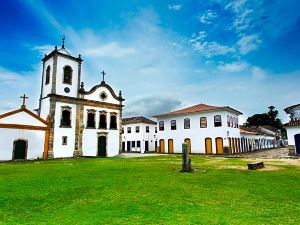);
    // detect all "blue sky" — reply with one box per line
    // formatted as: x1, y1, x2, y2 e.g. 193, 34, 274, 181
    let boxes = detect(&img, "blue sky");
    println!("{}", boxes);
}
0, 0, 300, 123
